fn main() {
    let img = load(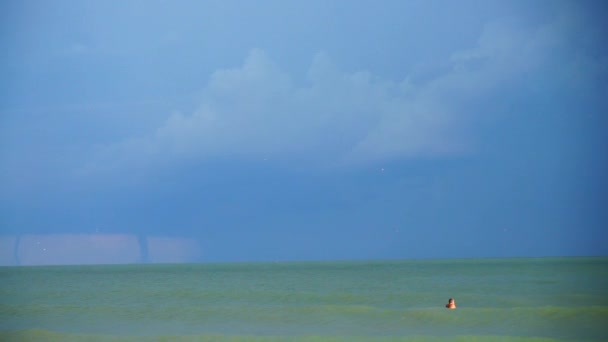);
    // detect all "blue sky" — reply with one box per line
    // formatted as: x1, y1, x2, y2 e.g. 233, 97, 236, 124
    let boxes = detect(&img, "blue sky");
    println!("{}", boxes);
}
1, 0, 607, 265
